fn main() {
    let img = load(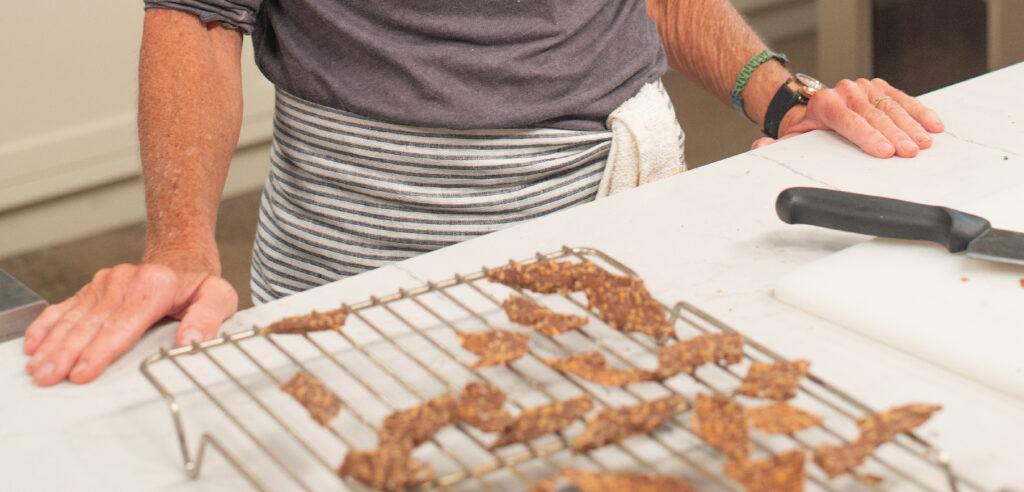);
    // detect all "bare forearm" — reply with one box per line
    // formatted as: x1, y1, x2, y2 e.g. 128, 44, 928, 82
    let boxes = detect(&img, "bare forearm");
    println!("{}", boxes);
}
646, 0, 790, 125
138, 9, 243, 273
